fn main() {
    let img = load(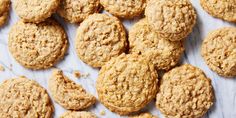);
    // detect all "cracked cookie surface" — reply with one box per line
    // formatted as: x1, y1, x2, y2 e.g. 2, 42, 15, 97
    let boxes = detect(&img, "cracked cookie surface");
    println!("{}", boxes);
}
129, 19, 184, 70
200, 0, 236, 22
145, 0, 196, 41
49, 69, 96, 110
201, 27, 236, 77
58, 0, 100, 23
60, 111, 97, 118
0, 77, 54, 118
100, 0, 146, 18
75, 14, 127, 68
0, 0, 10, 27
96, 54, 158, 115
8, 19, 68, 70
13, 0, 60, 23
156, 64, 214, 118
